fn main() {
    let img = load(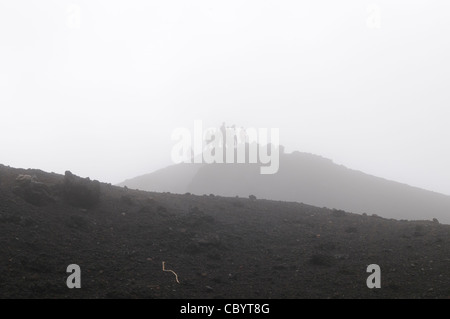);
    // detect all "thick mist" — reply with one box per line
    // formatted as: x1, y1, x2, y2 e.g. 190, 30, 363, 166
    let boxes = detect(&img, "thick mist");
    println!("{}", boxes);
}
1, 1, 450, 196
